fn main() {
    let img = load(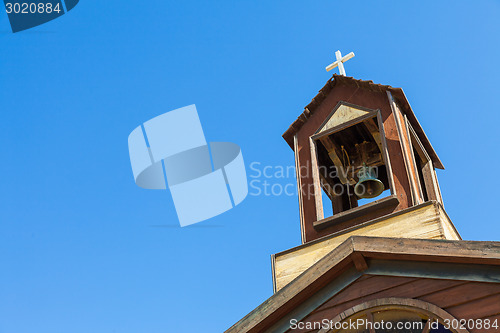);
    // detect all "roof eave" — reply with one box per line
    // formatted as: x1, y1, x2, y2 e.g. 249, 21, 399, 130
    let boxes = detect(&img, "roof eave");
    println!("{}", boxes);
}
226, 236, 500, 333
